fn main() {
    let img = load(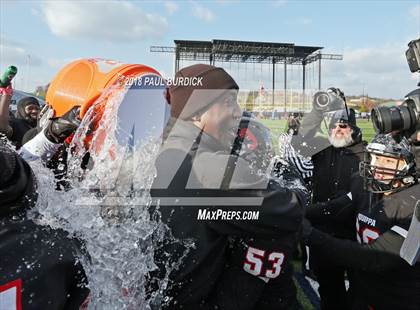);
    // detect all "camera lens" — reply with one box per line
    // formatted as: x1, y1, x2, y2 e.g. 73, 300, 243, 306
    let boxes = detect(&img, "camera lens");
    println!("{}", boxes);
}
315, 92, 329, 109
372, 105, 416, 134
